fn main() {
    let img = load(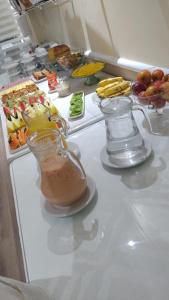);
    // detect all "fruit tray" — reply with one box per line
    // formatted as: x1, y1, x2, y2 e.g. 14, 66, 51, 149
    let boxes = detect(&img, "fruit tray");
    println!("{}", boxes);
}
0, 81, 60, 161
0, 77, 31, 95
